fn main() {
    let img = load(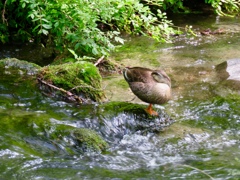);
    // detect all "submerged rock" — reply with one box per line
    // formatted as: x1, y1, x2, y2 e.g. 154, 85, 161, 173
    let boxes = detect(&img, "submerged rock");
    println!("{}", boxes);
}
0, 58, 40, 75
216, 58, 240, 90
48, 124, 109, 153
73, 128, 109, 152
216, 58, 240, 81
0, 107, 109, 154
